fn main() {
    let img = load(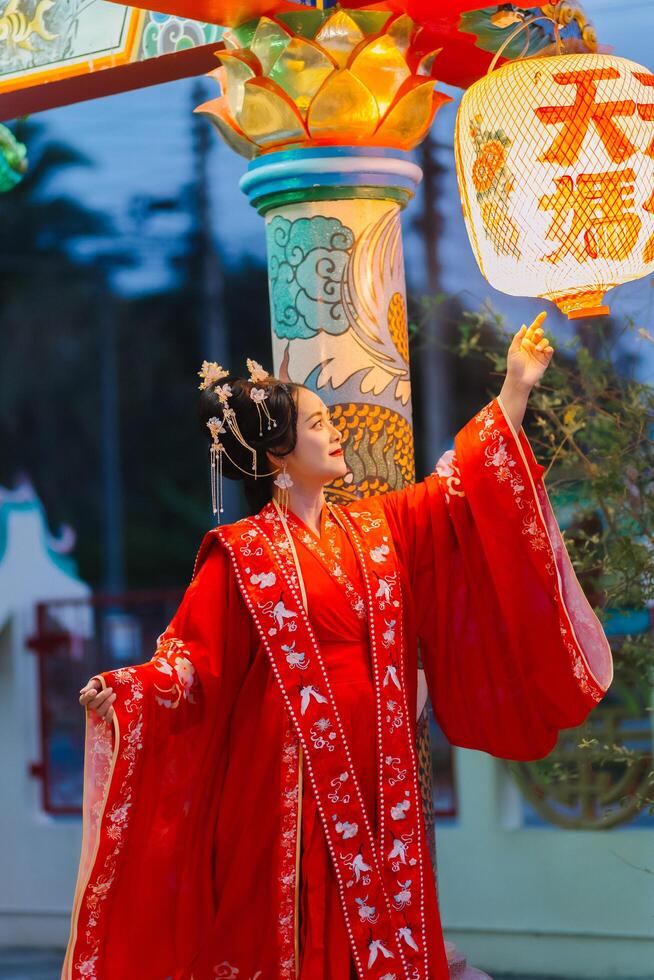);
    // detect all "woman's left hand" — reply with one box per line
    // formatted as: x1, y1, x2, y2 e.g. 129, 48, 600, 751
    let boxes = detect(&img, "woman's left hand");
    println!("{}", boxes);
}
506, 311, 554, 392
